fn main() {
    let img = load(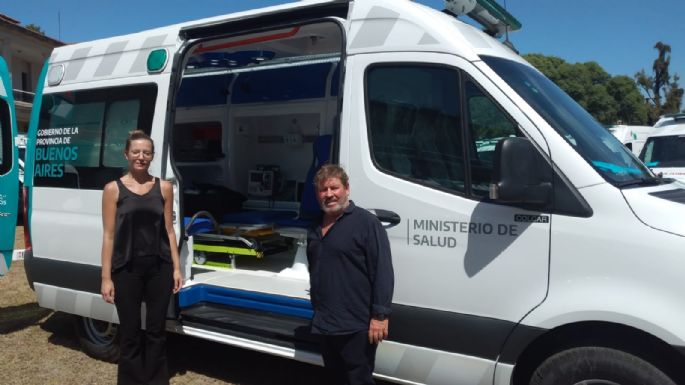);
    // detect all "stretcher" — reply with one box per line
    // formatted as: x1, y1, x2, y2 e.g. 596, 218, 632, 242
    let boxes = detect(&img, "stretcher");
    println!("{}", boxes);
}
185, 211, 290, 269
